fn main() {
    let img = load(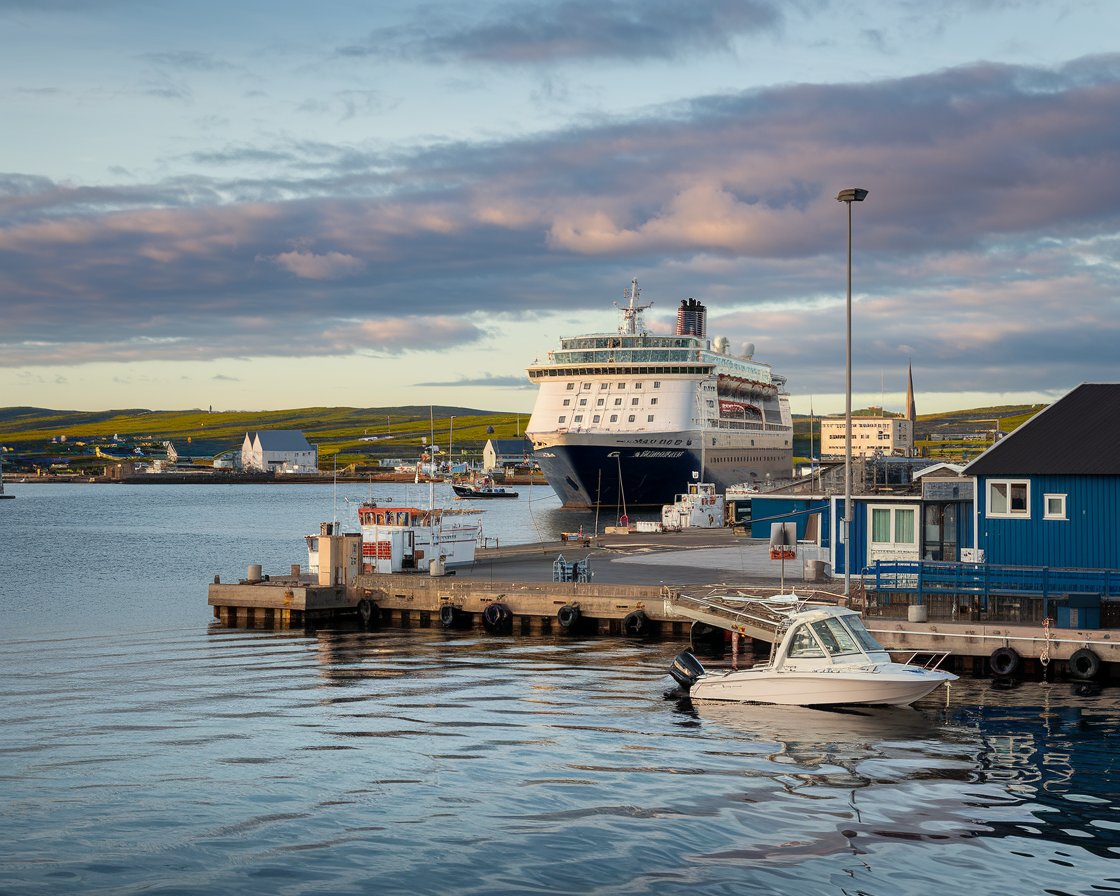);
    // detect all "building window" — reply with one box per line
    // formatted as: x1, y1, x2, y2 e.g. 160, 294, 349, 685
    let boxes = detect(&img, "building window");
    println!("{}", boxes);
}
988, 480, 1030, 518
574, 415, 583, 423
631, 397, 639, 405
609, 414, 618, 423
628, 415, 636, 422
566, 383, 575, 390
650, 398, 658, 406
870, 506, 916, 545
614, 398, 622, 406
600, 383, 609, 390
582, 383, 591, 390
647, 415, 654, 422
558, 416, 566, 423
635, 382, 642, 389
562, 399, 570, 406
617, 382, 626, 389
593, 415, 601, 423
653, 381, 661, 388
579, 398, 587, 406
596, 398, 604, 406
1044, 493, 1067, 520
